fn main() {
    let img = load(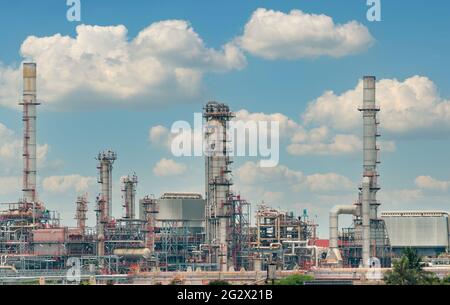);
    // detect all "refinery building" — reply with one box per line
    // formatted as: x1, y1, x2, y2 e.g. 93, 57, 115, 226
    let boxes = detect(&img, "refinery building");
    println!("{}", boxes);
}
0, 63, 449, 283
